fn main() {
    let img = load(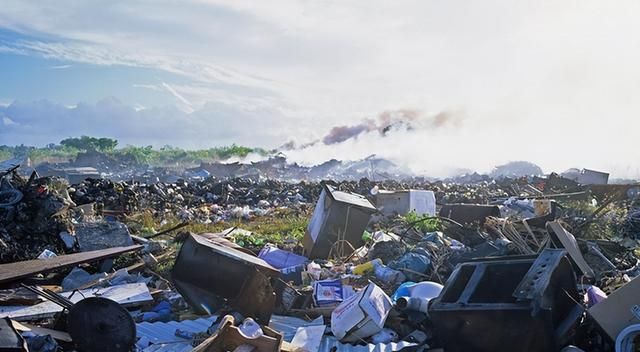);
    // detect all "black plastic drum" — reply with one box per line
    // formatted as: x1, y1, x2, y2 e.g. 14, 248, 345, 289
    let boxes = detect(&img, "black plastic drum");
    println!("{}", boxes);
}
67, 297, 136, 352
